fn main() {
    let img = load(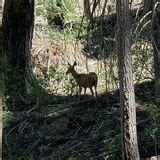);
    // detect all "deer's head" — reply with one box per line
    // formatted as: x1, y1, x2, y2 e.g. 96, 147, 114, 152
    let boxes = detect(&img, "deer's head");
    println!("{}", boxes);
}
66, 61, 77, 75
